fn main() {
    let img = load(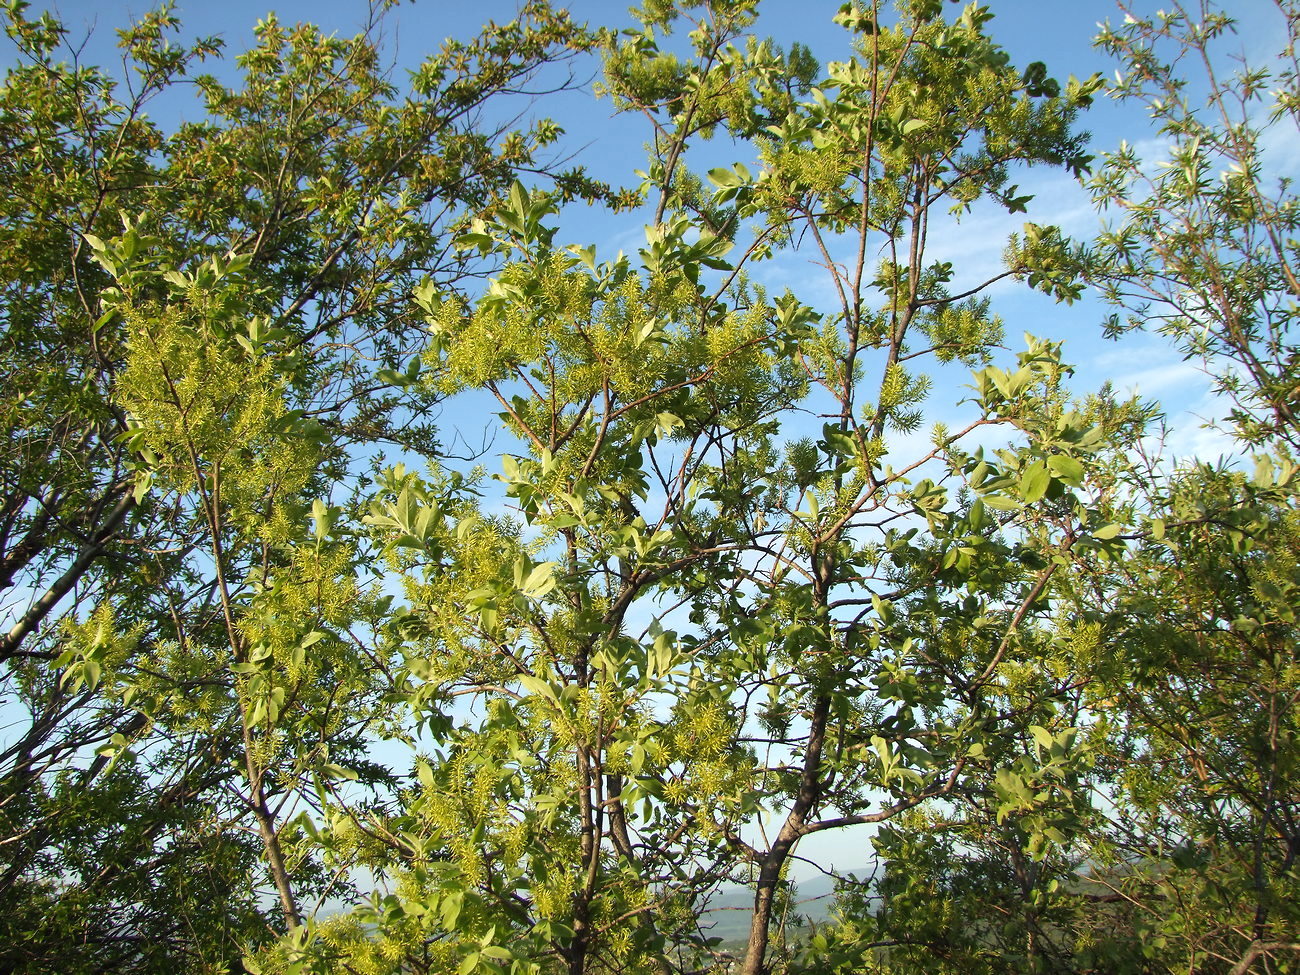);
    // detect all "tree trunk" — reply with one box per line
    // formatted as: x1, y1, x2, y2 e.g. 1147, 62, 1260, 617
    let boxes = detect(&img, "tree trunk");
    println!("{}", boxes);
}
739, 694, 830, 975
